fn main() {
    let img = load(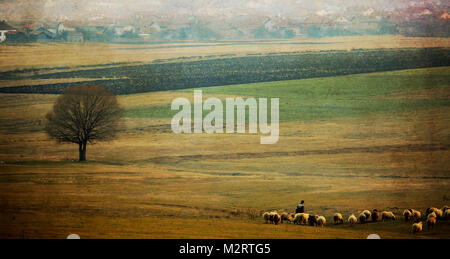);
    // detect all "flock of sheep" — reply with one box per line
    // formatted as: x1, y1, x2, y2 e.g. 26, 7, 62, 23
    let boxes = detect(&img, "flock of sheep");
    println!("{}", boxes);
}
262, 205, 450, 234
409, 206, 449, 233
